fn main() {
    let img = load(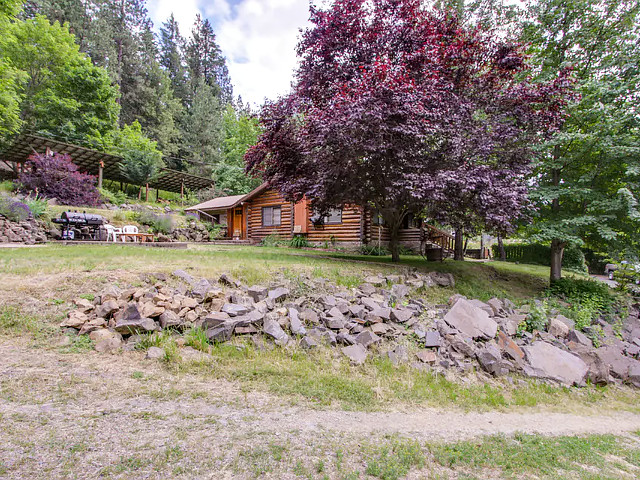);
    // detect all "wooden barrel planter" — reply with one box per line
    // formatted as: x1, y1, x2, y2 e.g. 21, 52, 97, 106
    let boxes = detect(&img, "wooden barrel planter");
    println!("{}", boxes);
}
425, 247, 443, 262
